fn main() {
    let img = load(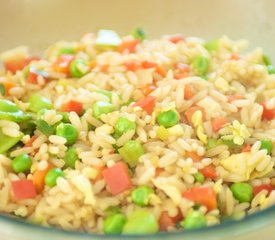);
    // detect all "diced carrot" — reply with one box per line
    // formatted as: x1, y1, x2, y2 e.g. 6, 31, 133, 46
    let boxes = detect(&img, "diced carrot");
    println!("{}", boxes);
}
124, 60, 141, 72
2, 82, 15, 95
261, 102, 275, 121
27, 71, 39, 84
52, 54, 75, 75
184, 106, 205, 124
100, 64, 109, 73
155, 167, 164, 177
182, 187, 217, 211
102, 161, 132, 195
4, 59, 27, 74
140, 84, 157, 96
11, 180, 37, 200
24, 136, 37, 148
60, 100, 84, 115
4, 56, 40, 74
33, 163, 54, 193
184, 84, 194, 100
227, 95, 245, 103
186, 152, 203, 162
230, 53, 241, 60
142, 61, 167, 77
211, 116, 228, 132
199, 165, 217, 180
168, 35, 185, 44
253, 184, 273, 196
174, 72, 189, 80
117, 39, 140, 54
242, 143, 251, 152
159, 210, 183, 231
133, 95, 156, 115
